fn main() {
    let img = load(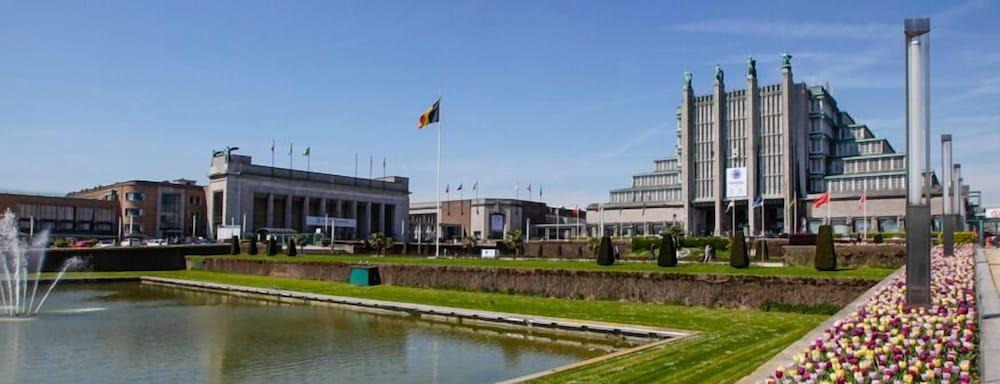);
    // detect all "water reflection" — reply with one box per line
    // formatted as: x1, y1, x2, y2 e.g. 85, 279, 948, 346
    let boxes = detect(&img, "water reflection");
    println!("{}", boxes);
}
0, 283, 614, 383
